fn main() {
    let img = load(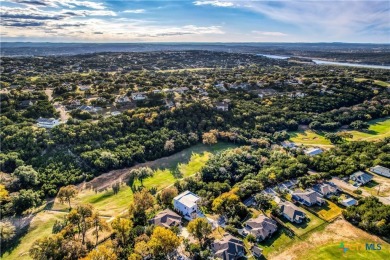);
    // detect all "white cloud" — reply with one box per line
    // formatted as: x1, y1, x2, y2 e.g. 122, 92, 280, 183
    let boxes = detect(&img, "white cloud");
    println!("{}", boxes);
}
193, 1, 234, 7
11, 0, 107, 10
252, 31, 287, 37
123, 9, 146, 14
